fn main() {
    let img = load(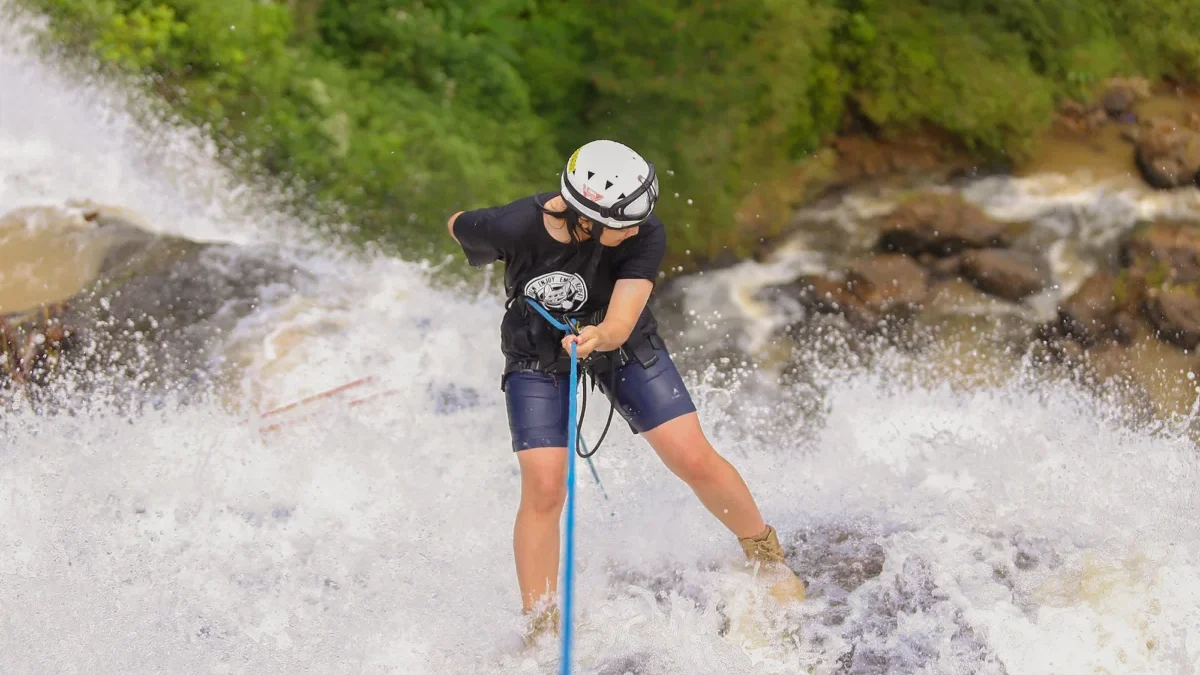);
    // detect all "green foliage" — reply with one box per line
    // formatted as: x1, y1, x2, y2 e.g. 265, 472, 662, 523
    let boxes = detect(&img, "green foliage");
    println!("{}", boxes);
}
844, 4, 1057, 158
16, 0, 1200, 263
505, 0, 844, 256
